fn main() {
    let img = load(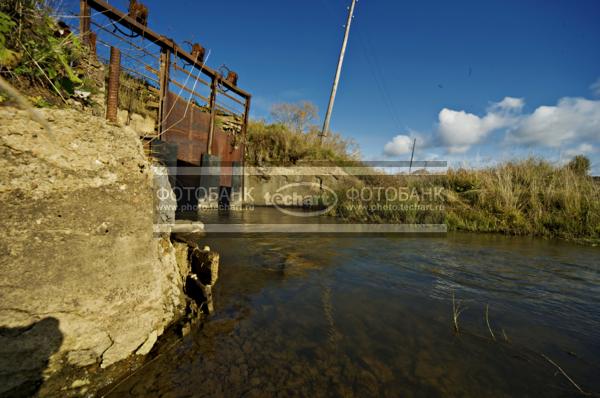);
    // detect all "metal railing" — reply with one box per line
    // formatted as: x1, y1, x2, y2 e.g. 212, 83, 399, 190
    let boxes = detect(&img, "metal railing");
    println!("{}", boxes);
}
79, 0, 251, 158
